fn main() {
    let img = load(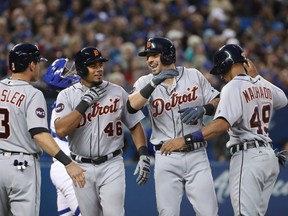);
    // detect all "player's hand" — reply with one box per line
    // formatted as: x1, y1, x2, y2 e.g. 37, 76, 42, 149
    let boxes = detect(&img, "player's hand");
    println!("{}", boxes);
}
160, 137, 185, 155
178, 106, 205, 124
244, 59, 258, 78
65, 161, 86, 188
81, 87, 106, 106
152, 69, 179, 85
275, 150, 287, 167
133, 155, 150, 185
